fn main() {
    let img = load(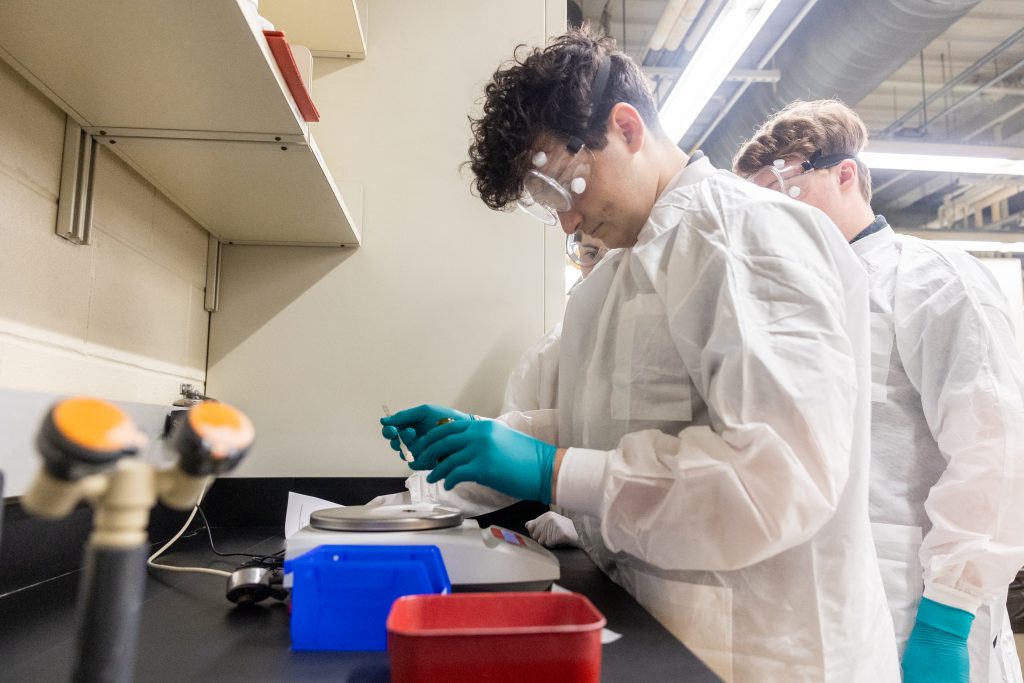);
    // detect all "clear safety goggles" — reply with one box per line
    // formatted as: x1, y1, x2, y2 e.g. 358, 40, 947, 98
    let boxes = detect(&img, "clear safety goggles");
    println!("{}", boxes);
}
516, 53, 613, 226
517, 143, 595, 225
745, 150, 856, 199
566, 231, 608, 268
